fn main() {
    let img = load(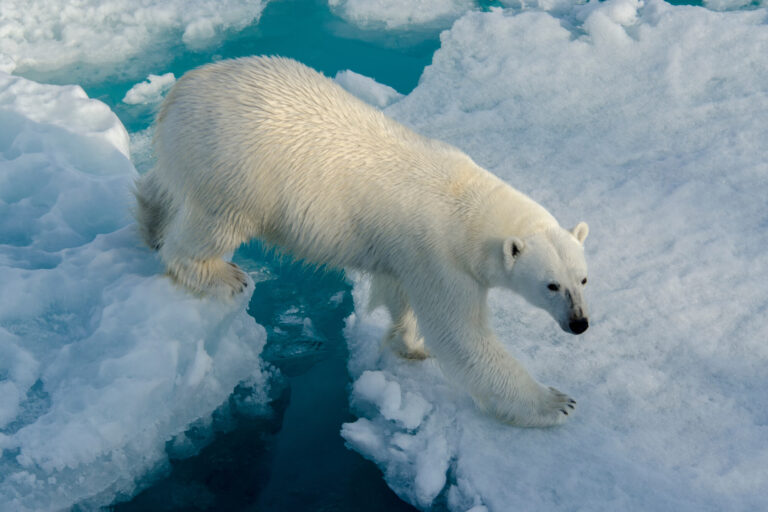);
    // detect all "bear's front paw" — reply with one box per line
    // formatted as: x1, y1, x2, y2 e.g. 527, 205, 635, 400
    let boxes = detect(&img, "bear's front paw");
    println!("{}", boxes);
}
535, 385, 576, 424
477, 383, 576, 427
